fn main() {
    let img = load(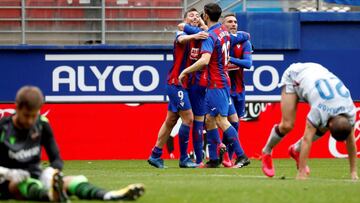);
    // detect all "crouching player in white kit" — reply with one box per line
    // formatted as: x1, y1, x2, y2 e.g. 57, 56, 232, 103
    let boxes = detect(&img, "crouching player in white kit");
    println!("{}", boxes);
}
261, 62, 358, 180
